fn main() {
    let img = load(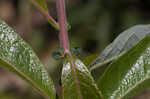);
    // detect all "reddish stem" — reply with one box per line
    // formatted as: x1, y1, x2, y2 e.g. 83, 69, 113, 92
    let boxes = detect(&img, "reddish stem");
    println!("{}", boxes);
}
56, 0, 83, 98
66, 52, 83, 99
56, 0, 69, 52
